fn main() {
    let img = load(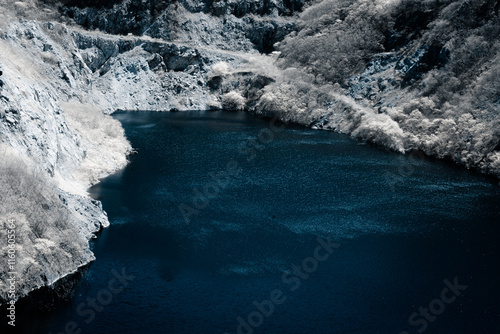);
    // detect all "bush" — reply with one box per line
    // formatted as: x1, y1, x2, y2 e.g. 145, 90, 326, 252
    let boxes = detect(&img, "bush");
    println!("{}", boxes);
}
221, 91, 246, 110
211, 61, 233, 77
